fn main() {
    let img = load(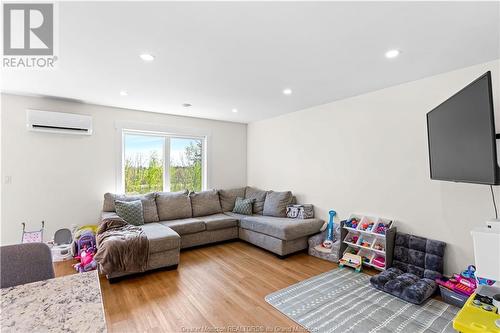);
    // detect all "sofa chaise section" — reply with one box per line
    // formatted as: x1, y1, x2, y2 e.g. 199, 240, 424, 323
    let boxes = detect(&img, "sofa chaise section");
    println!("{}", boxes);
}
226, 212, 324, 256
